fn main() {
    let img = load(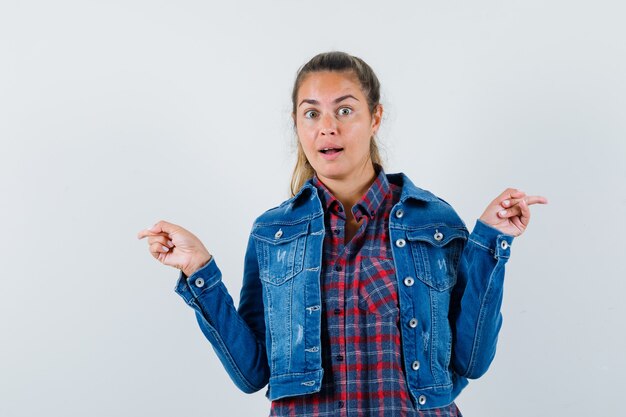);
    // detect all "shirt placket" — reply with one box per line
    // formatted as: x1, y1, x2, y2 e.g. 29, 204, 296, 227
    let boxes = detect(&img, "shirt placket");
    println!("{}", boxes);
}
344, 210, 369, 417
338, 207, 371, 417
324, 204, 348, 416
